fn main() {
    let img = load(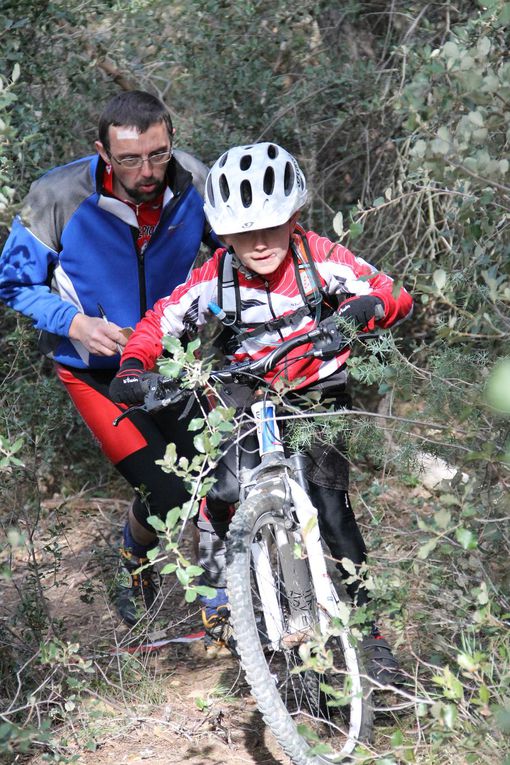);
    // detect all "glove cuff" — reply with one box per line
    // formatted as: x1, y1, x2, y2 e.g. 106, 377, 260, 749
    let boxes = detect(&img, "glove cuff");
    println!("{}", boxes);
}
118, 357, 145, 374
